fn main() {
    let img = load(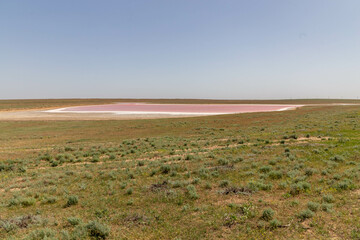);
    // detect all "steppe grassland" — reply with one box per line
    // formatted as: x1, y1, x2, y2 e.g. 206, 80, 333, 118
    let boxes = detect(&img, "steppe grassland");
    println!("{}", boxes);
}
0, 102, 360, 239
